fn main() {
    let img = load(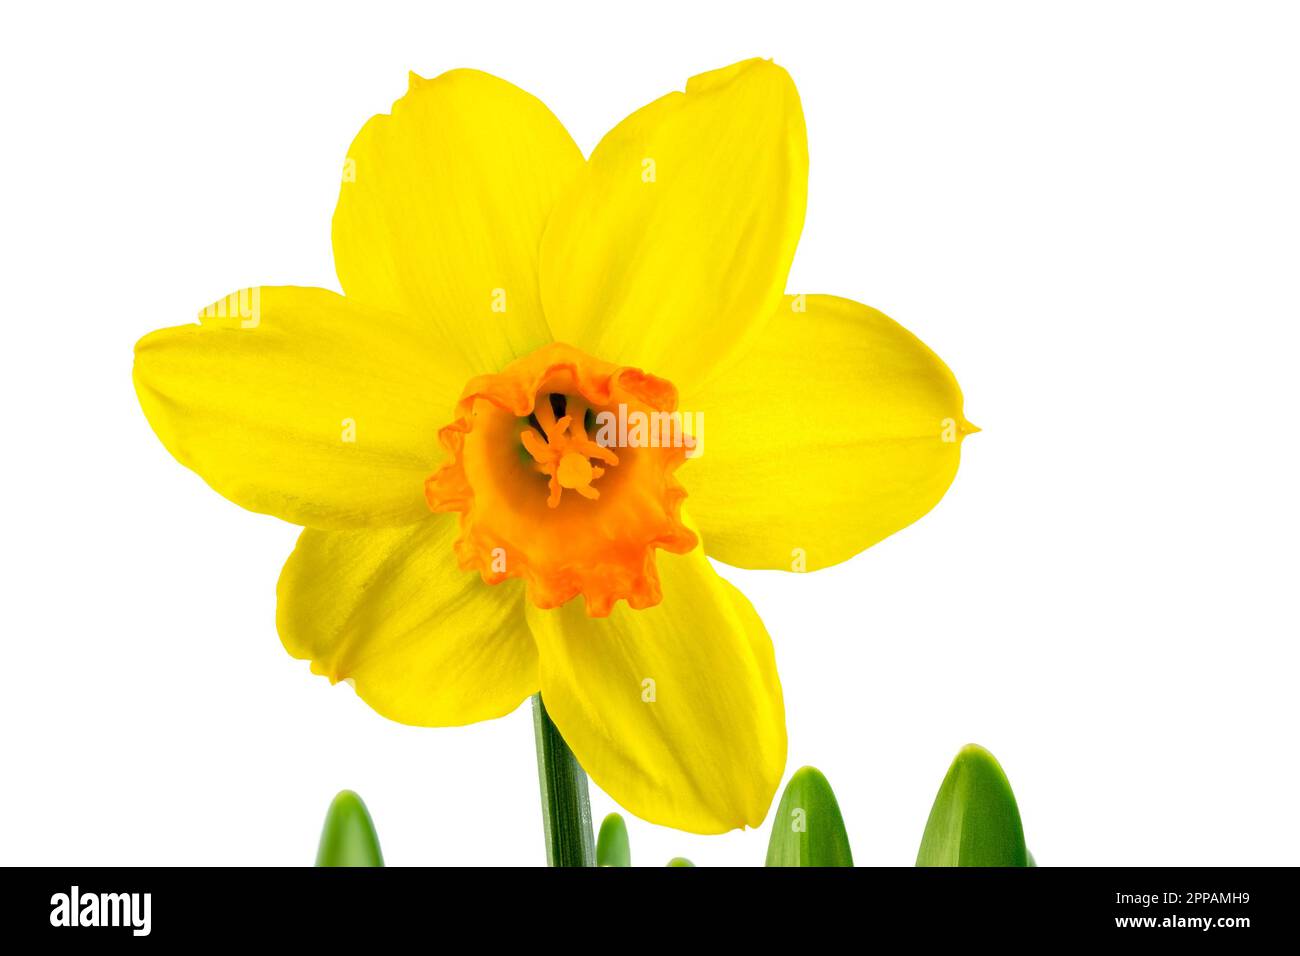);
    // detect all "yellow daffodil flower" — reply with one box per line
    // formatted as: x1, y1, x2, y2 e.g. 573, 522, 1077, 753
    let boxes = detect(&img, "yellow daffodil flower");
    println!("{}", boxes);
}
133, 59, 974, 834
